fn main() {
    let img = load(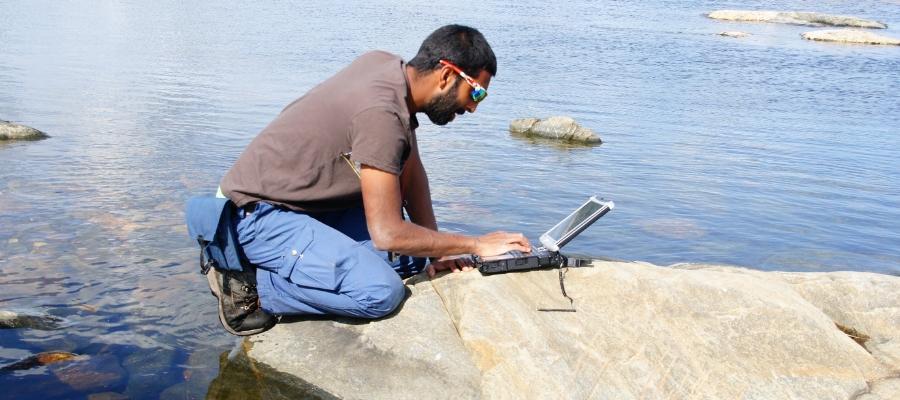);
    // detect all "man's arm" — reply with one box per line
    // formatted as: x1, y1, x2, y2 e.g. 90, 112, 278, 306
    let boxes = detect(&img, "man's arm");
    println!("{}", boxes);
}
360, 165, 530, 258
399, 140, 437, 231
